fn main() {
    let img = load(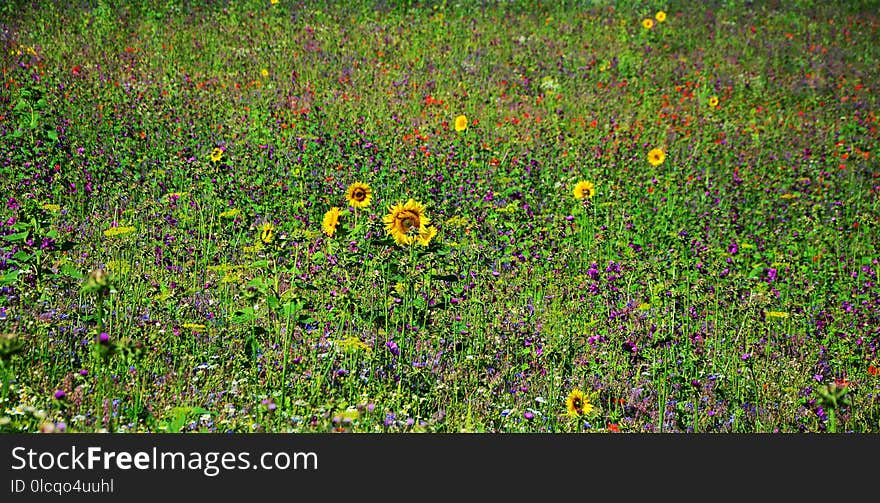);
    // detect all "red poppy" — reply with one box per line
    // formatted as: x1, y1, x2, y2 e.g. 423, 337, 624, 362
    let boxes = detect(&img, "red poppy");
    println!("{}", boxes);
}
607, 423, 620, 433
869, 365, 880, 376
